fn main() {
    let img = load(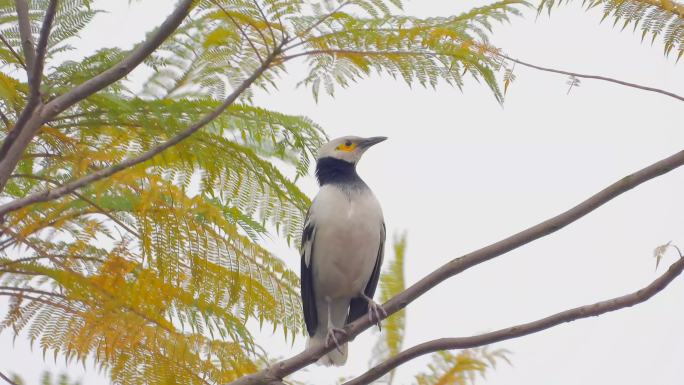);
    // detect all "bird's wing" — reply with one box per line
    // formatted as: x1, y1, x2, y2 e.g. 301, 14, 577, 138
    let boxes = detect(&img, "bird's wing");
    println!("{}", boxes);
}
347, 221, 386, 324
300, 207, 318, 337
